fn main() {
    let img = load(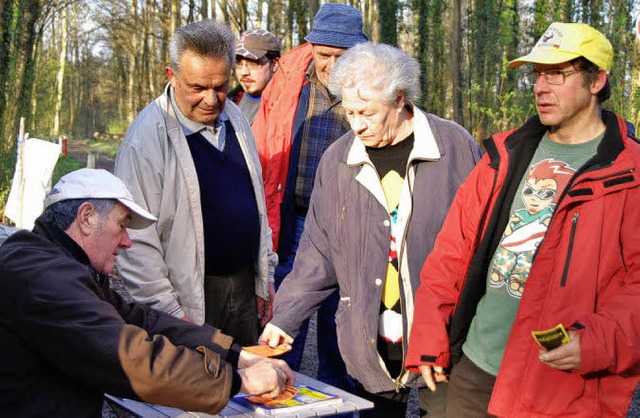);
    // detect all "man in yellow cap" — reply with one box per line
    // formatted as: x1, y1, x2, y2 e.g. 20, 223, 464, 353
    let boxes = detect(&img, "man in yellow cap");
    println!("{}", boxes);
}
405, 22, 640, 416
